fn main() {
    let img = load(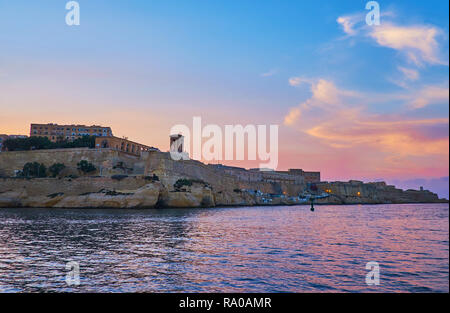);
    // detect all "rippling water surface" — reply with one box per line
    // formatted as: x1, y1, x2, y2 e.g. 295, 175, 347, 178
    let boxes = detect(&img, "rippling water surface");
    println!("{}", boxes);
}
0, 204, 448, 292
